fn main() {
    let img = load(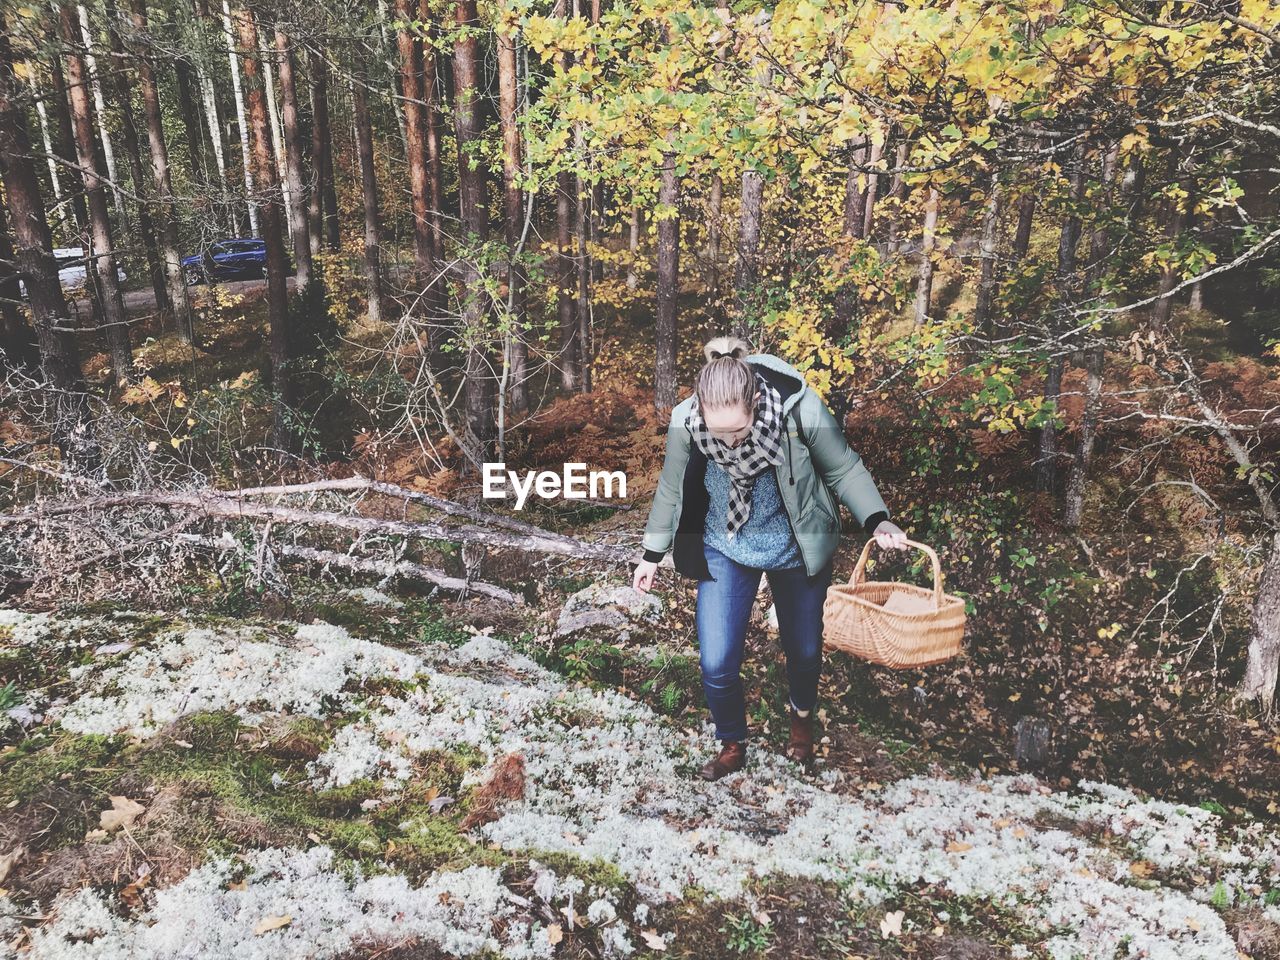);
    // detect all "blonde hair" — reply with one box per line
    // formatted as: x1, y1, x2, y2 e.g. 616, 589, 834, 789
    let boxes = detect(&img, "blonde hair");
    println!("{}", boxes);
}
696, 335, 756, 411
